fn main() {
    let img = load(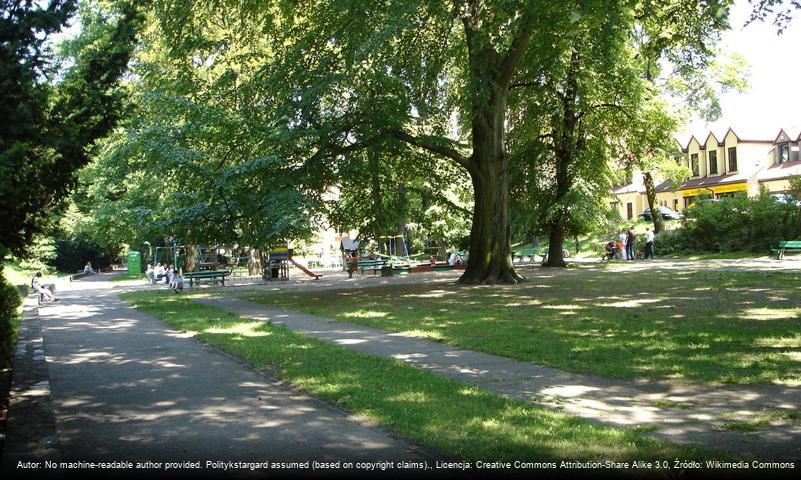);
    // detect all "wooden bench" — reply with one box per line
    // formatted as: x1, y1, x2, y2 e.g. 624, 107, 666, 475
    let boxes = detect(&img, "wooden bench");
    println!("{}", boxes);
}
347, 260, 385, 278
772, 241, 801, 260
184, 270, 231, 287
